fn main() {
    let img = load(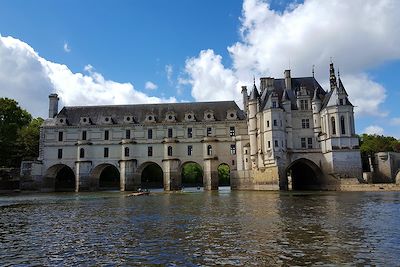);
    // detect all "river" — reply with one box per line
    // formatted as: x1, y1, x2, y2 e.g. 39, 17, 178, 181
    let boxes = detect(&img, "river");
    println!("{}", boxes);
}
1, 188, 399, 266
